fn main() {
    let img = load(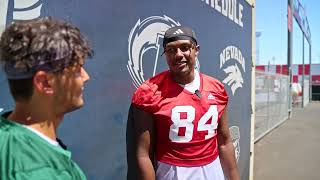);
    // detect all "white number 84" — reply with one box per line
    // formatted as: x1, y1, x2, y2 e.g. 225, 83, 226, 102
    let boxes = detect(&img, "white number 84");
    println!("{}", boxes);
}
169, 105, 218, 142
